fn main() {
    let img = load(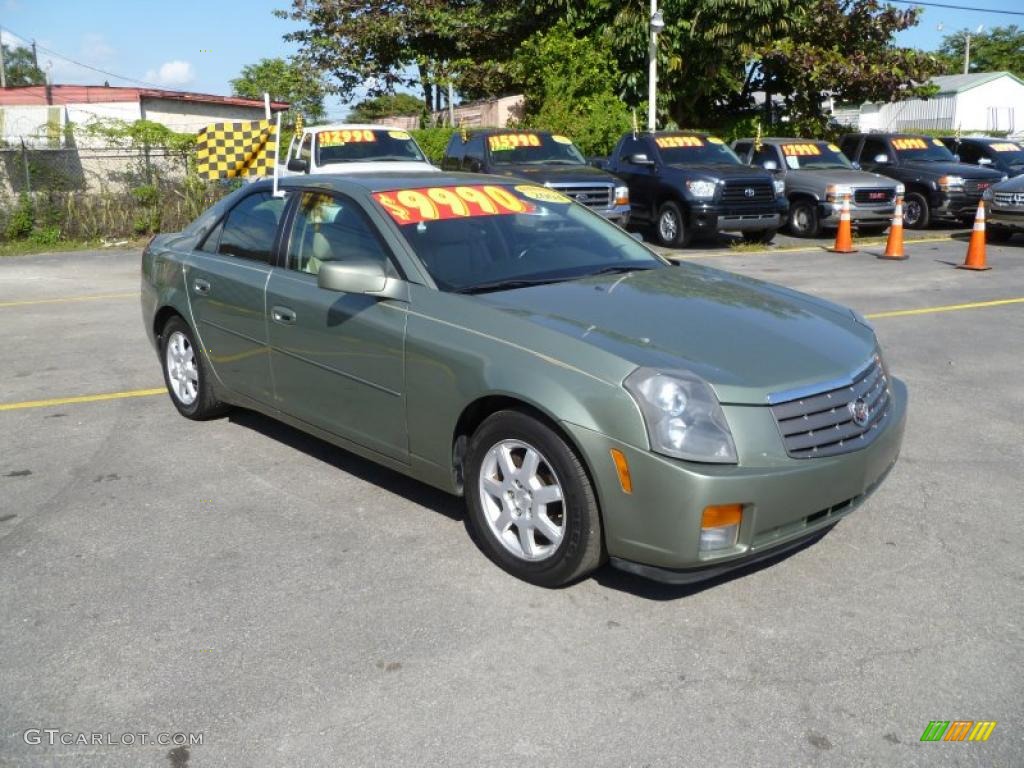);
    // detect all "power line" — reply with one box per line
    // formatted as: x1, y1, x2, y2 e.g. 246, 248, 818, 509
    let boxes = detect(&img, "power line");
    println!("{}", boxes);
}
886, 0, 1024, 17
1, 25, 163, 88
